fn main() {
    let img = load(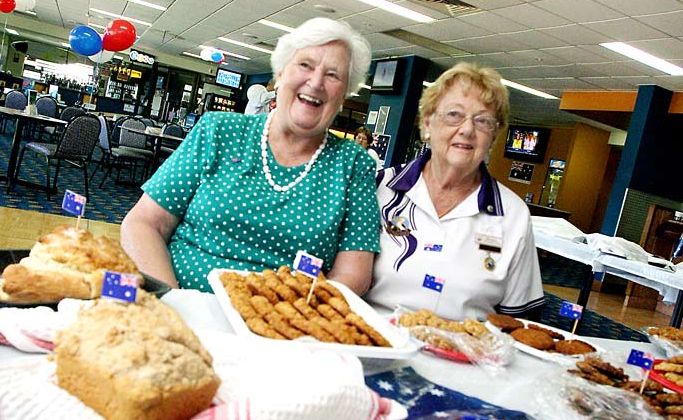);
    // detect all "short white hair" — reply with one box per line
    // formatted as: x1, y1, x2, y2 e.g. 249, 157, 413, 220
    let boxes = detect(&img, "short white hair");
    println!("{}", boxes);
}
270, 17, 371, 97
